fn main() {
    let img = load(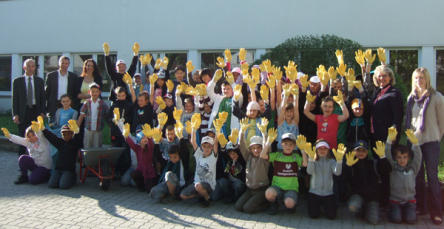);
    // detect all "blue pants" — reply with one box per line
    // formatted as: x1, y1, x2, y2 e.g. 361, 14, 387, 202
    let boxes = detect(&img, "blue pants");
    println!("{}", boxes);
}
211, 177, 246, 202
48, 169, 76, 189
416, 141, 442, 217
389, 201, 416, 224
